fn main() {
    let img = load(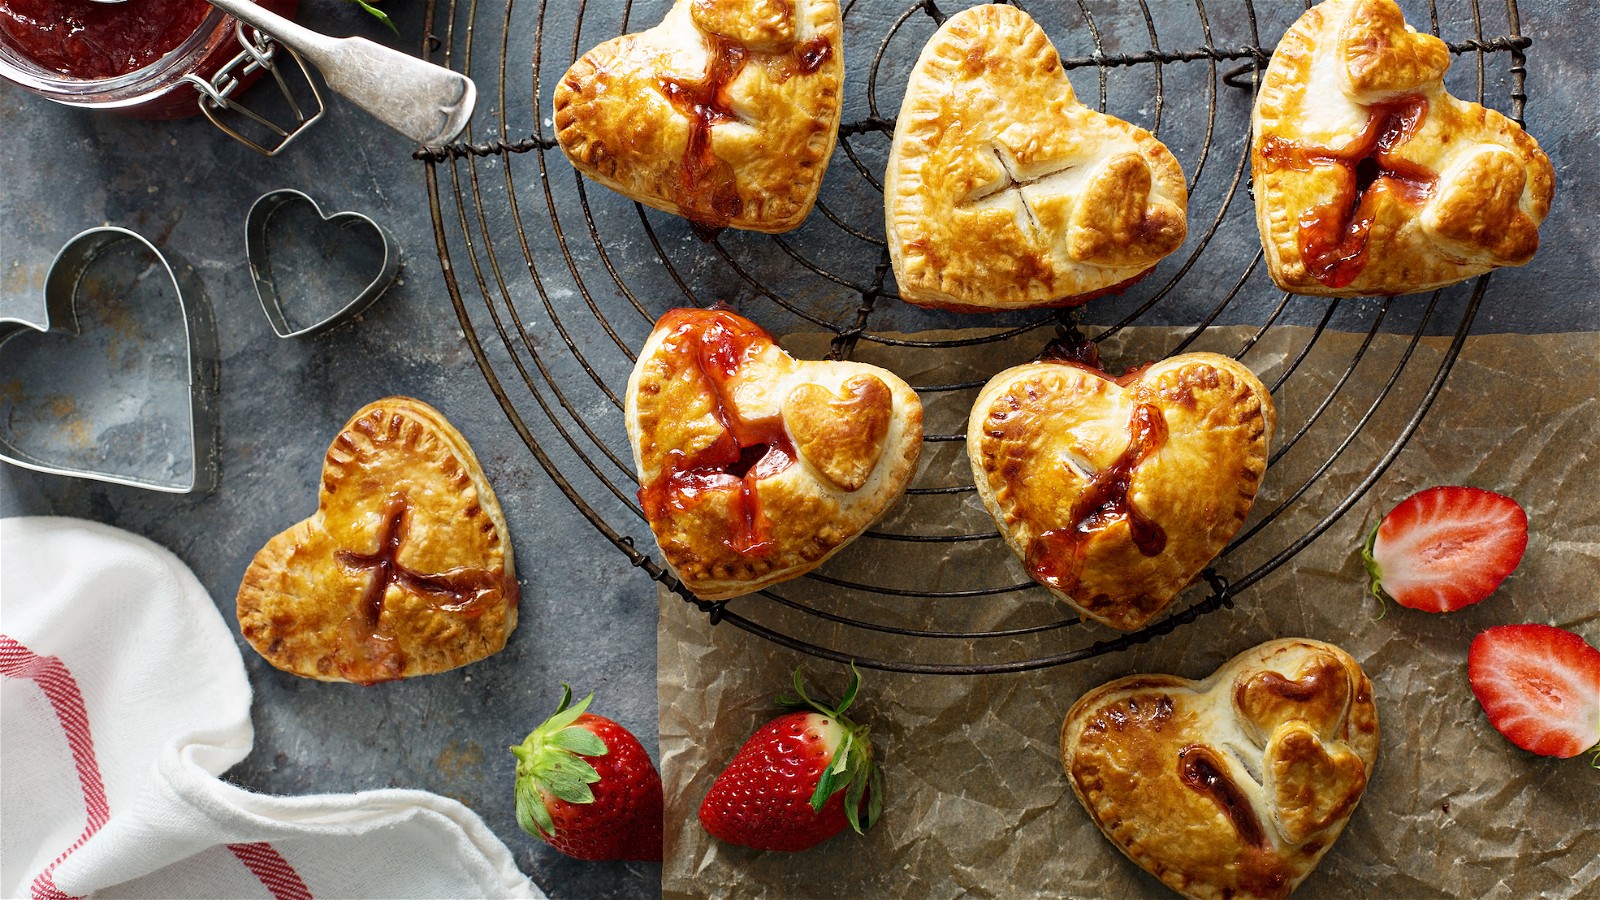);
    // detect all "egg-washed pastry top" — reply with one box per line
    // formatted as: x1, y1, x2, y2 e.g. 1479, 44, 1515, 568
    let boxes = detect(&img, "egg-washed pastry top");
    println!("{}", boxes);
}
625, 307, 923, 600
1061, 638, 1380, 900
886, 3, 1188, 311
553, 0, 844, 235
1252, 0, 1554, 296
969, 351, 1275, 631
237, 397, 518, 685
